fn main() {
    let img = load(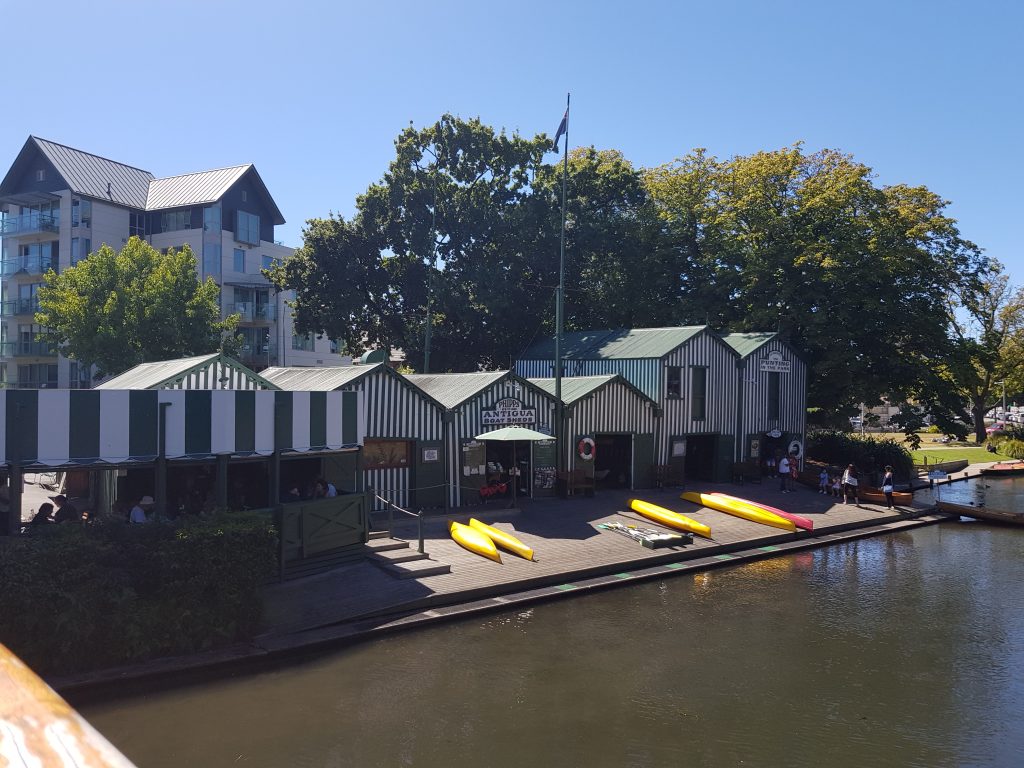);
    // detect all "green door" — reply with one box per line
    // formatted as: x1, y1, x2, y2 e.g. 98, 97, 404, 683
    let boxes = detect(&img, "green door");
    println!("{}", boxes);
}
413, 440, 445, 509
633, 433, 655, 489
714, 434, 736, 482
